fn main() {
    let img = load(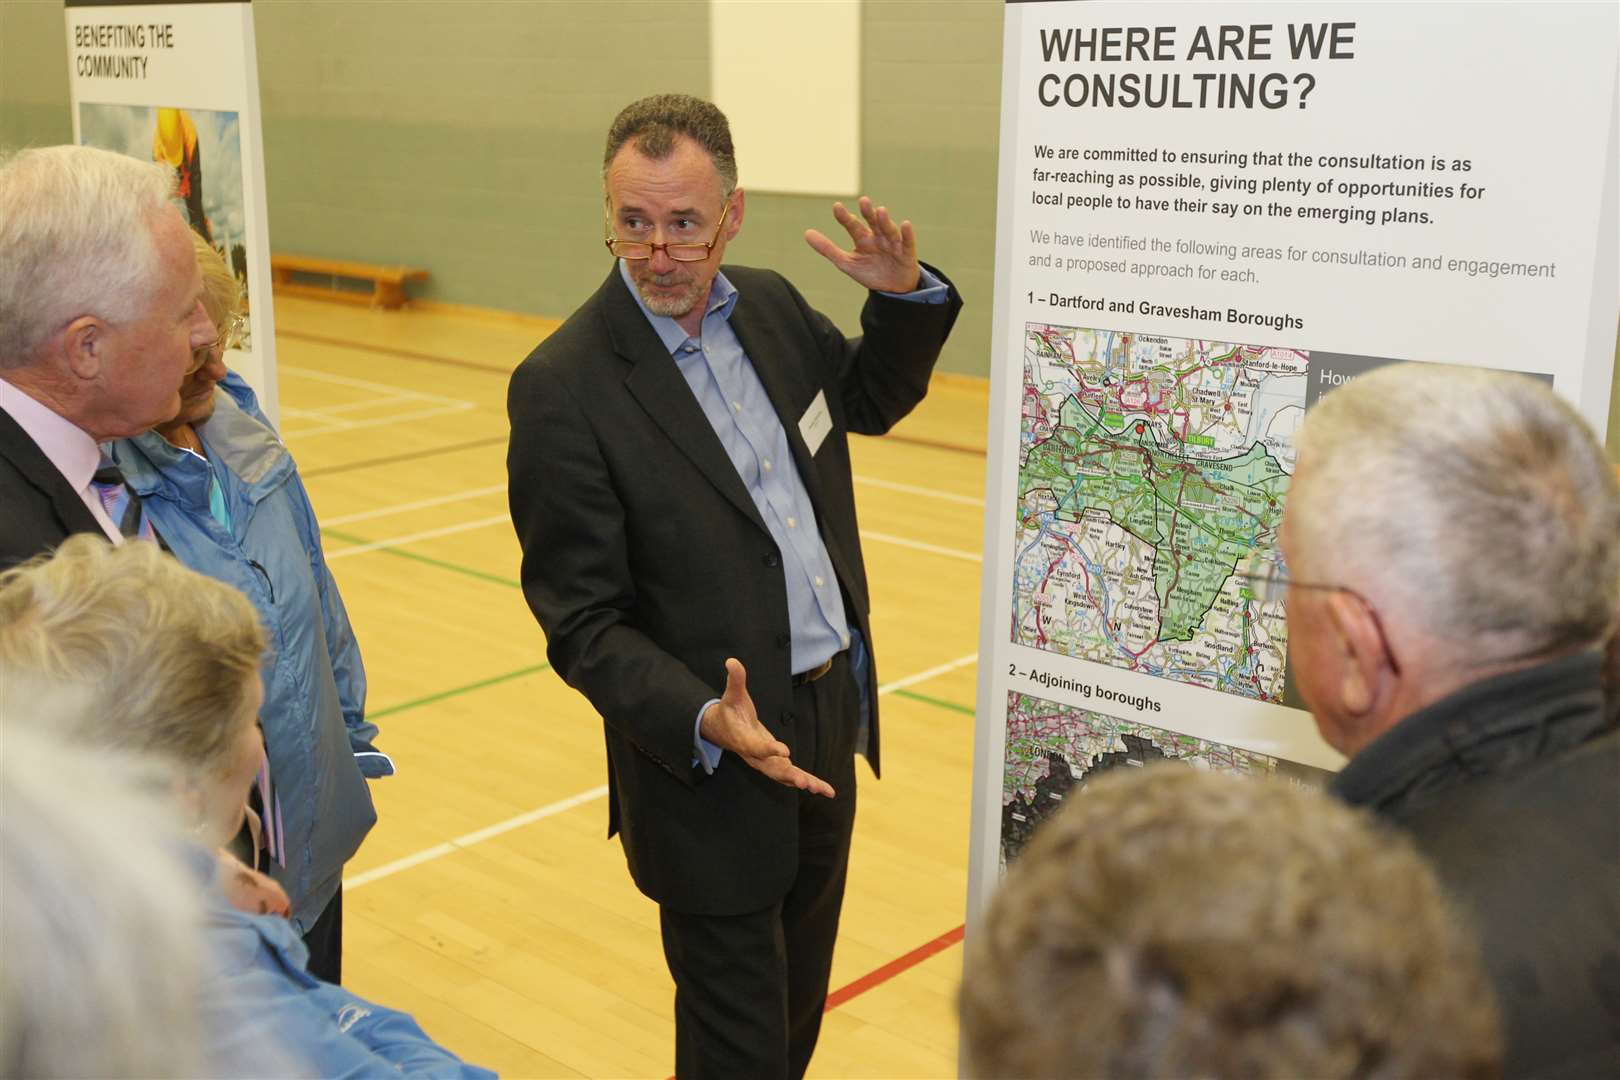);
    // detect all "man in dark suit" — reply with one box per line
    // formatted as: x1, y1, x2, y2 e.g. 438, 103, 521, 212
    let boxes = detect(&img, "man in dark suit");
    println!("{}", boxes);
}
507, 95, 961, 1080
0, 145, 216, 568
